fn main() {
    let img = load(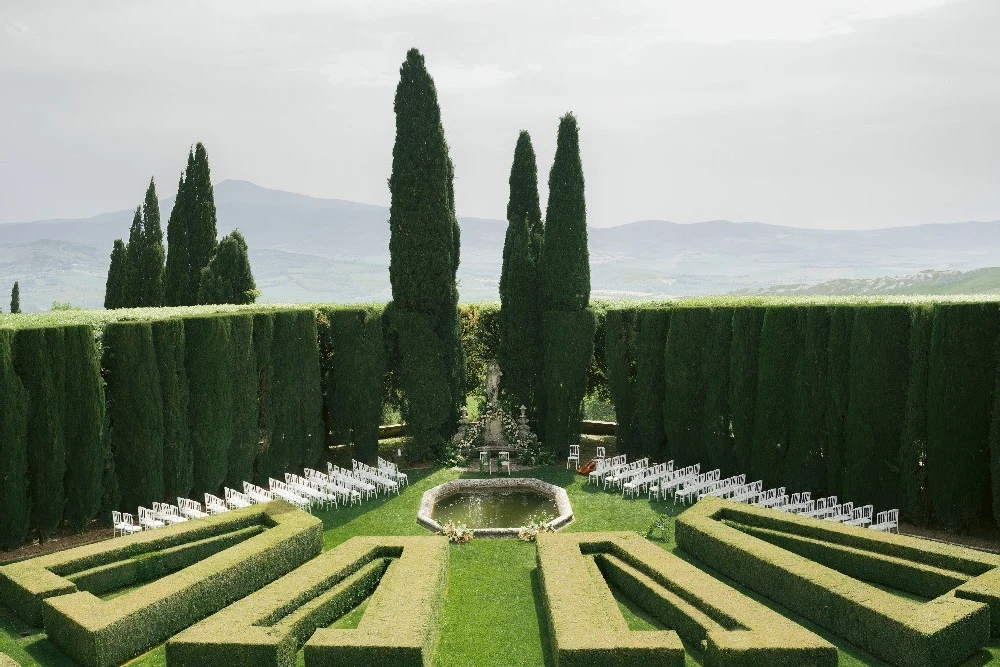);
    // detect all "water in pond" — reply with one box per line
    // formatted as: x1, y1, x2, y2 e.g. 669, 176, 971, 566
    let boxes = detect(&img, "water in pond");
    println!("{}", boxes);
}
432, 491, 558, 528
